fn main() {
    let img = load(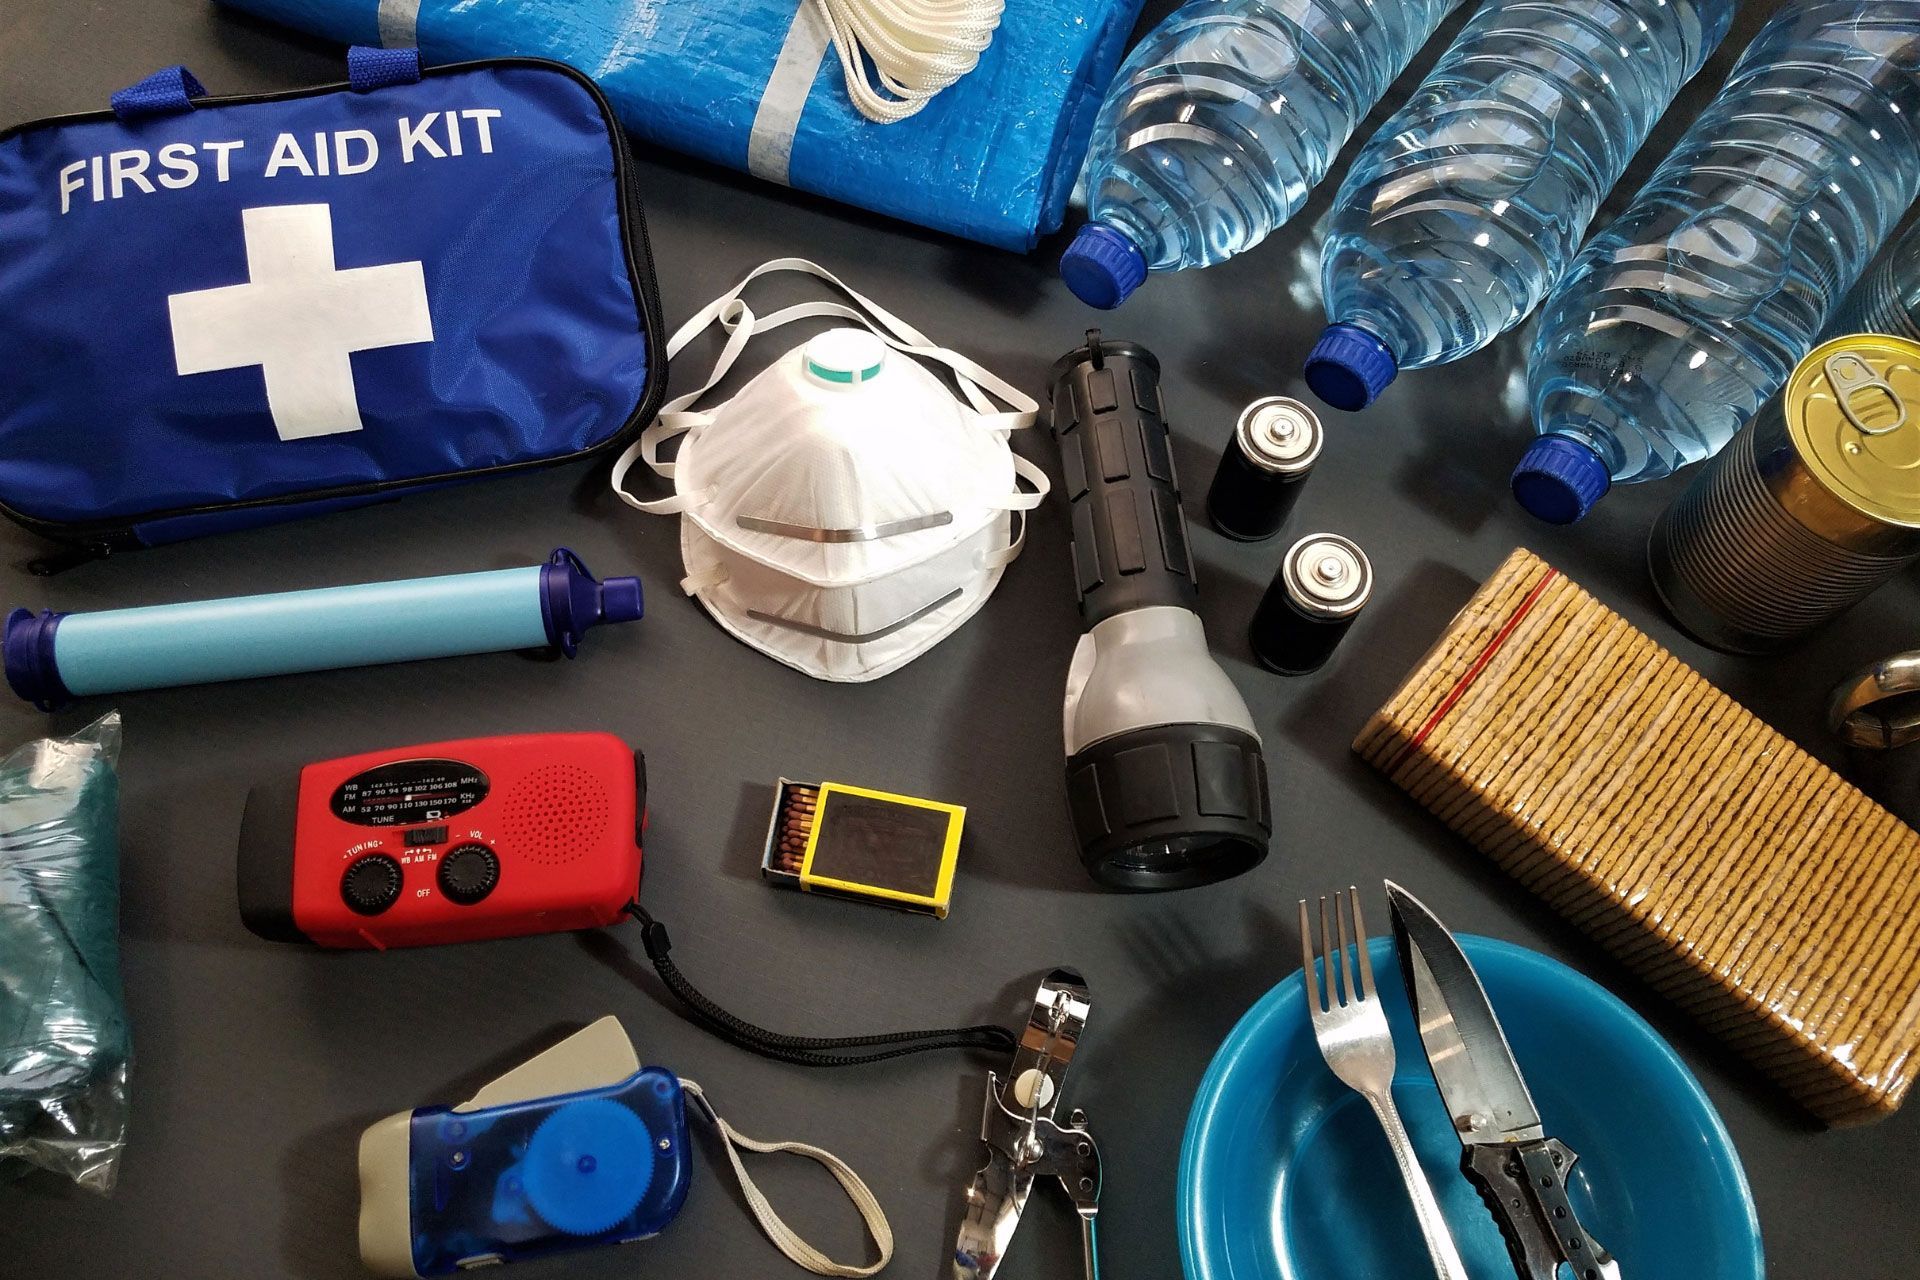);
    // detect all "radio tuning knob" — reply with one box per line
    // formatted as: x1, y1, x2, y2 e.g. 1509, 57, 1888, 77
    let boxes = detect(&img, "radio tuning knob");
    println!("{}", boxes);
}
439, 844, 501, 905
341, 854, 403, 916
